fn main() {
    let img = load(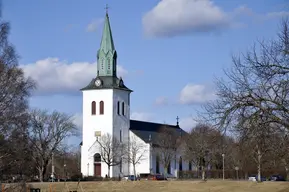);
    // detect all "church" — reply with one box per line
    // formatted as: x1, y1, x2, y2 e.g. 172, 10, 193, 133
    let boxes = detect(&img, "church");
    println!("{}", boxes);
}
80, 12, 191, 178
